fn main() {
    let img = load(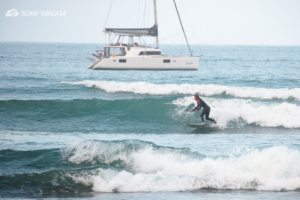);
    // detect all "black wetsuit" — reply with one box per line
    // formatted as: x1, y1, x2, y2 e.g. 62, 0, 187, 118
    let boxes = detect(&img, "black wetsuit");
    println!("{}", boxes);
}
193, 99, 215, 123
